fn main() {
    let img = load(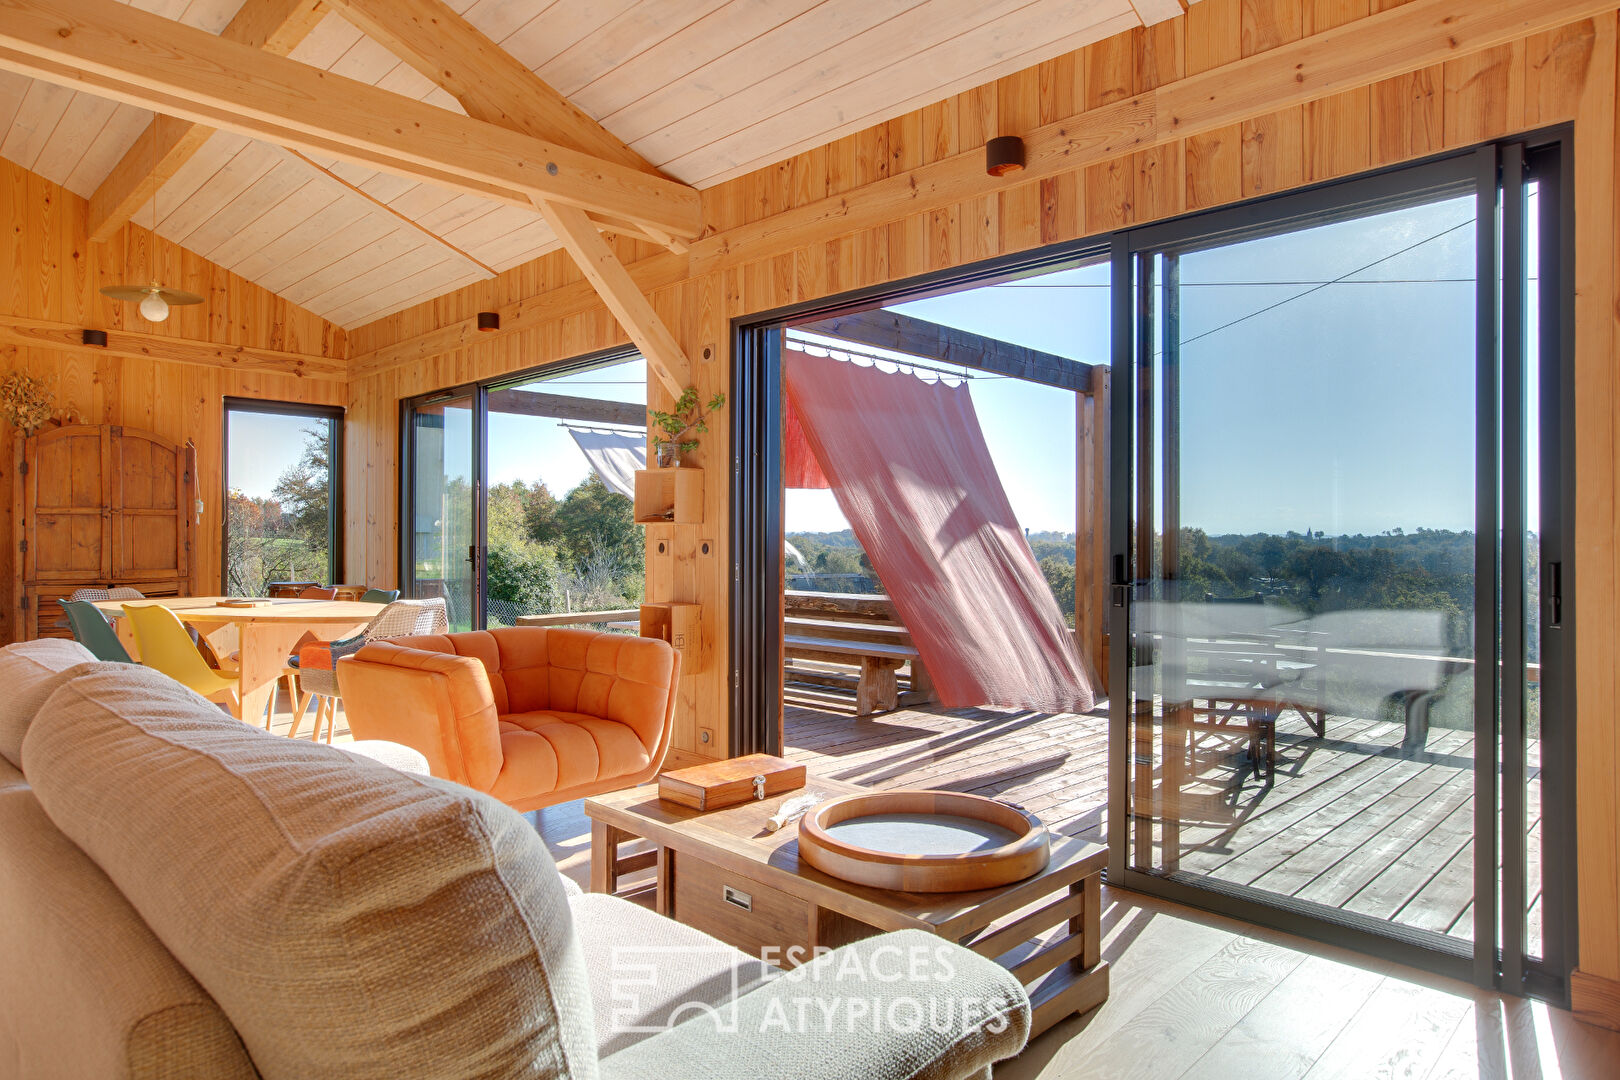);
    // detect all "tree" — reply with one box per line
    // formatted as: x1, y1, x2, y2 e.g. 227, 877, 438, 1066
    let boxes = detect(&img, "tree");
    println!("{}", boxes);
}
523, 482, 562, 544
559, 474, 643, 578
1040, 556, 1075, 623
272, 426, 332, 543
